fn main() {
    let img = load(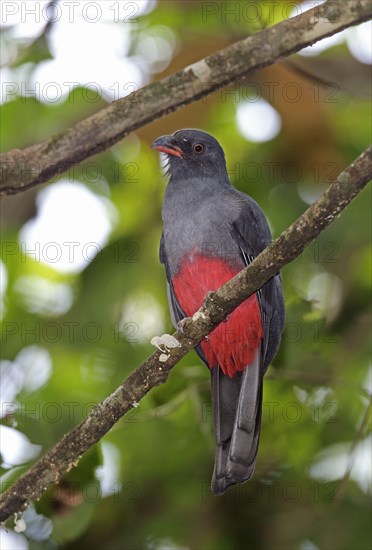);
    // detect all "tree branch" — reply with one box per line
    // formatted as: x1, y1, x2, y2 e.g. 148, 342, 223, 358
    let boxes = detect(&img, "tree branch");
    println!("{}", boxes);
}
1, 0, 371, 195
0, 146, 371, 522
